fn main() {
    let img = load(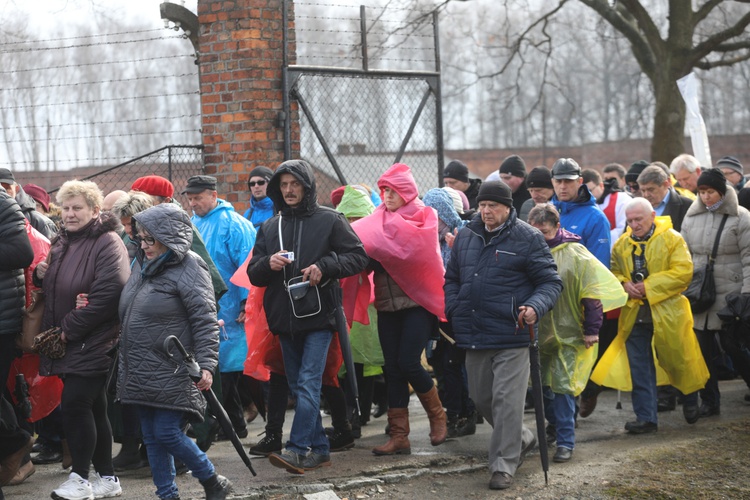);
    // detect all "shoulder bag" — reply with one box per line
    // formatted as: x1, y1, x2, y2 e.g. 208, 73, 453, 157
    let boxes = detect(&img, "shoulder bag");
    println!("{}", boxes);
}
16, 252, 52, 352
279, 215, 322, 318
683, 214, 728, 314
